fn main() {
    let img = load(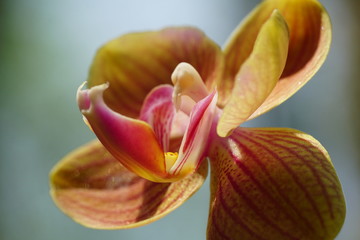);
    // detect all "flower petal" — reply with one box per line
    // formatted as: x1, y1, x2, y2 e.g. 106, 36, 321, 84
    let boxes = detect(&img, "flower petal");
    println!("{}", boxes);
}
50, 140, 208, 229
219, 0, 331, 118
207, 127, 345, 240
217, 11, 289, 137
171, 62, 209, 110
169, 90, 218, 177
87, 27, 223, 118
77, 83, 167, 182
139, 84, 176, 152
